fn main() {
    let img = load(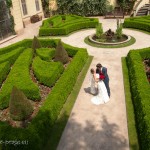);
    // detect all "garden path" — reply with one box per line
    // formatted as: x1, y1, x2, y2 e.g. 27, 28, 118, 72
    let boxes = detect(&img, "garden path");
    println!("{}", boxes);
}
57, 18, 150, 150
0, 17, 150, 150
